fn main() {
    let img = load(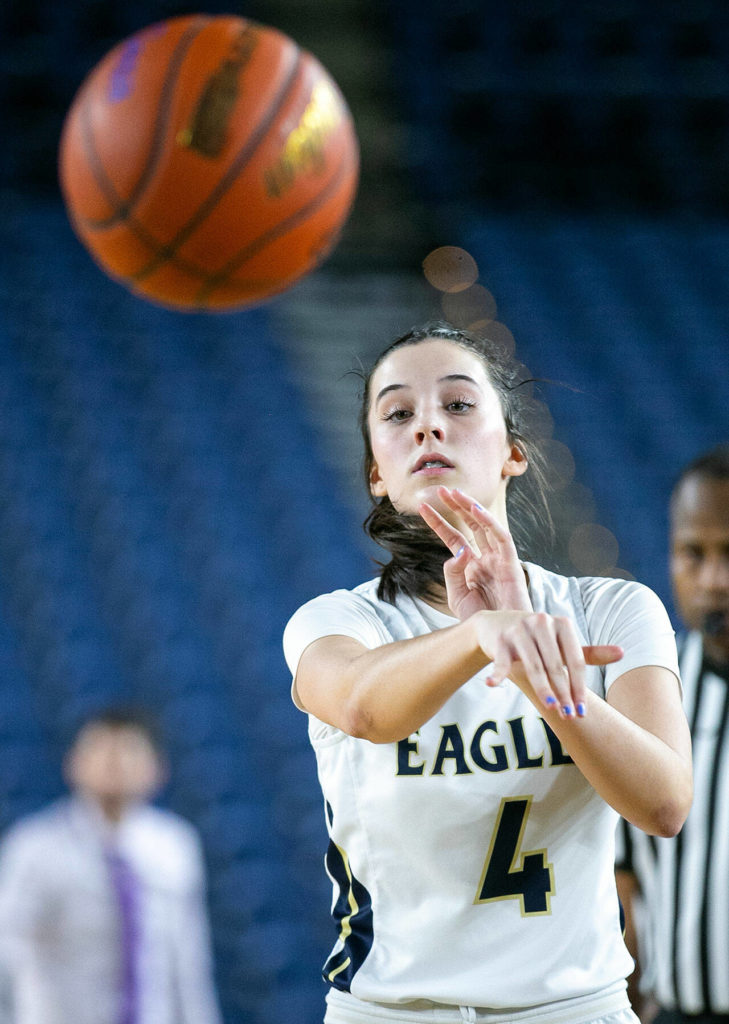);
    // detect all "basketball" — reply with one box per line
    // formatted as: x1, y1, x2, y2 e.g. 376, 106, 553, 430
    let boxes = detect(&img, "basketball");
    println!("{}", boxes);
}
58, 15, 359, 312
